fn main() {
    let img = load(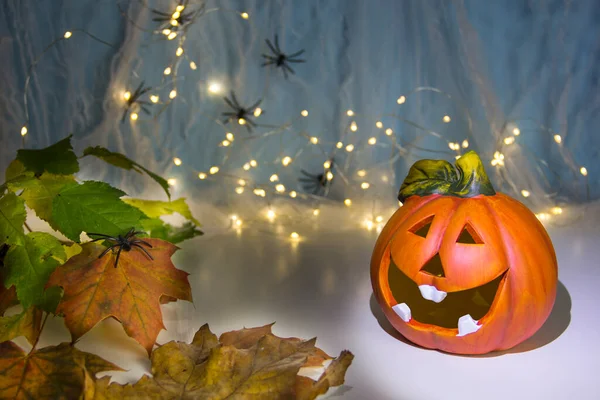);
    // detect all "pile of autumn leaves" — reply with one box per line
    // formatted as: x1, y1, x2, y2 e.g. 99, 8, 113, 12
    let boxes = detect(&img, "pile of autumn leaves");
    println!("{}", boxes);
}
0, 136, 353, 399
